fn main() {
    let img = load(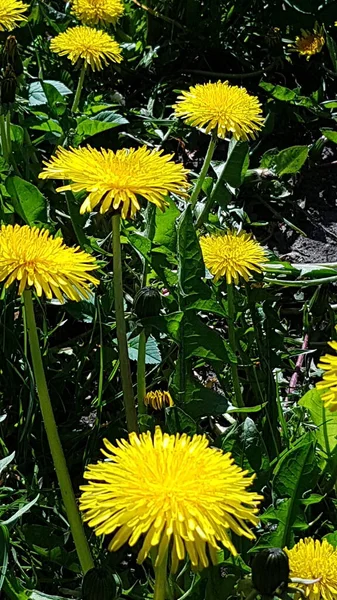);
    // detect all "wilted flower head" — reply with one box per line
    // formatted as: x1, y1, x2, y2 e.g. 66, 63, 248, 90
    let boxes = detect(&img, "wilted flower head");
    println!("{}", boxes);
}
144, 390, 174, 410
290, 24, 325, 60
285, 538, 337, 600
0, 224, 99, 302
80, 427, 262, 573
0, 0, 27, 31
199, 230, 266, 284
173, 81, 263, 140
71, 0, 124, 26
50, 26, 122, 71
39, 146, 189, 219
316, 340, 337, 411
